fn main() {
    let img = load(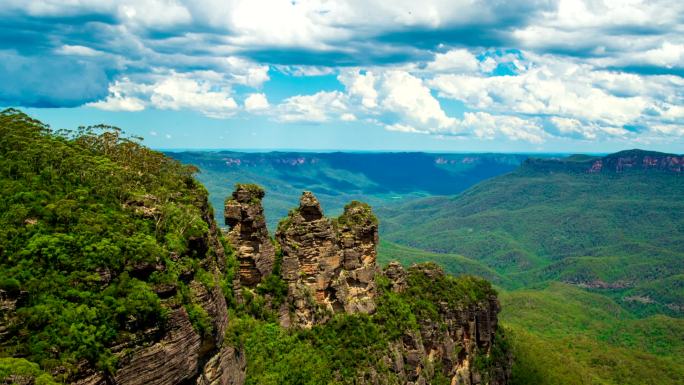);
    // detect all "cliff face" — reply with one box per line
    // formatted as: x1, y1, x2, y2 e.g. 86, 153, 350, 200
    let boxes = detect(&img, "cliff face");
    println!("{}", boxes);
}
70, 197, 245, 385
523, 149, 683, 174
275, 192, 378, 328
380, 263, 510, 385
224, 184, 275, 287
223, 187, 510, 384
593, 150, 683, 173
